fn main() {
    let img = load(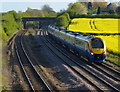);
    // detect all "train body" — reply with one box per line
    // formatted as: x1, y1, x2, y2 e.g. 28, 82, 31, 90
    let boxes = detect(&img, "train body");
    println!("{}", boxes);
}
48, 25, 106, 63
